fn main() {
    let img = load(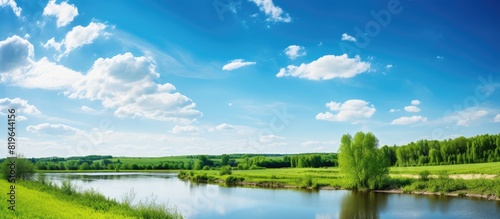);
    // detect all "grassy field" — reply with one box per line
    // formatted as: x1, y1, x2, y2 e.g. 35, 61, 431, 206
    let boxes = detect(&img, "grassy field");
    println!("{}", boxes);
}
178, 163, 500, 196
0, 179, 181, 219
389, 162, 500, 175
